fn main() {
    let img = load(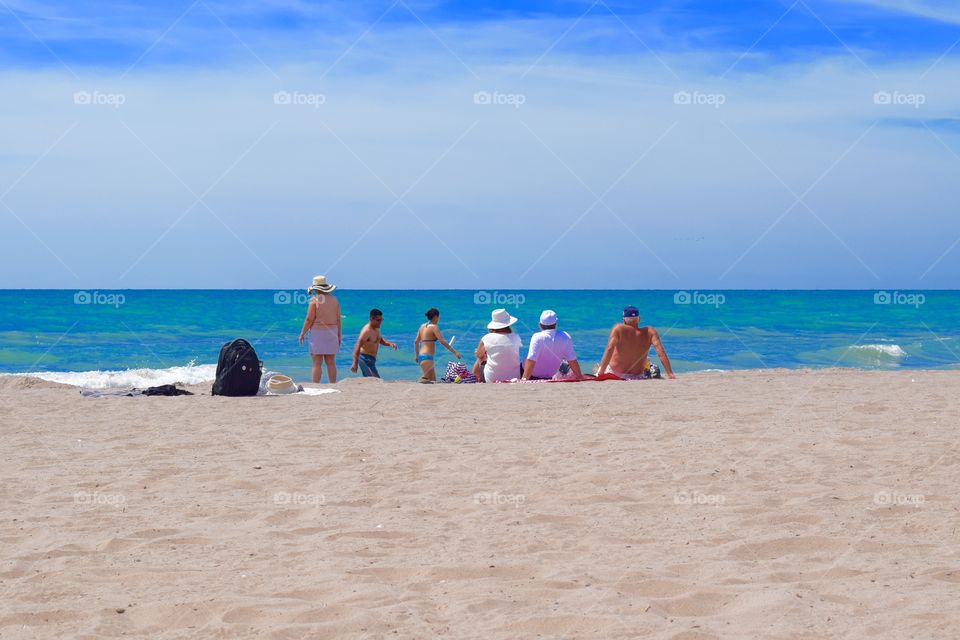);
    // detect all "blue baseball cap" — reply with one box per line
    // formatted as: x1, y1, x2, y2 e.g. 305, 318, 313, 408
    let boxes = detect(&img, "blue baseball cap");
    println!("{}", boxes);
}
622, 306, 640, 318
